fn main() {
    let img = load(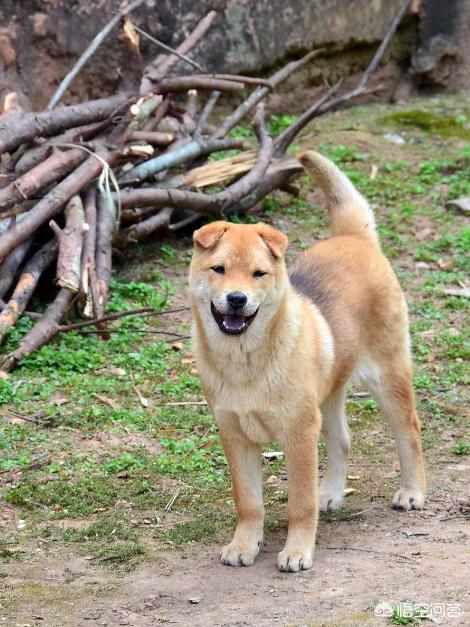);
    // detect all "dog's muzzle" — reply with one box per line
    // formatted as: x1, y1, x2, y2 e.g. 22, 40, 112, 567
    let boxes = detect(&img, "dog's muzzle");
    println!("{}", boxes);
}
210, 302, 258, 335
